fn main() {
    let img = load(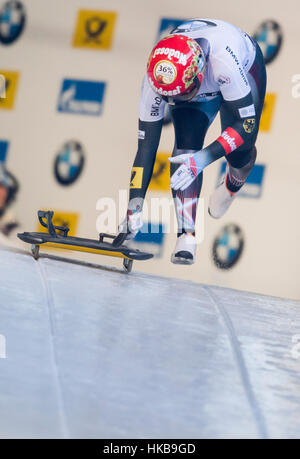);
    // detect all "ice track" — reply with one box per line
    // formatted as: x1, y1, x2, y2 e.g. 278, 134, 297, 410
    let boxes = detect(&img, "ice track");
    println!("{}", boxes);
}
0, 246, 299, 439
